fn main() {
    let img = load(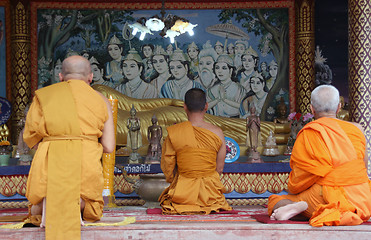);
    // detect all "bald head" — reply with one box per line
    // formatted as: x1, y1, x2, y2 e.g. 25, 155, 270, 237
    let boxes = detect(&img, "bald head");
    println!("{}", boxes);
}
59, 55, 93, 84
311, 85, 340, 115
